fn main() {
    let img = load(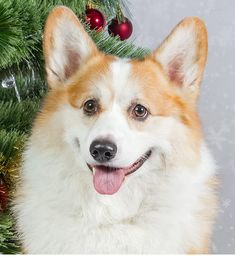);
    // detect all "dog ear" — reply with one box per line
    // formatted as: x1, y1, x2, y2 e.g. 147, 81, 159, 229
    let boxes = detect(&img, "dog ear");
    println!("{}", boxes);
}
43, 6, 98, 87
154, 17, 208, 100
